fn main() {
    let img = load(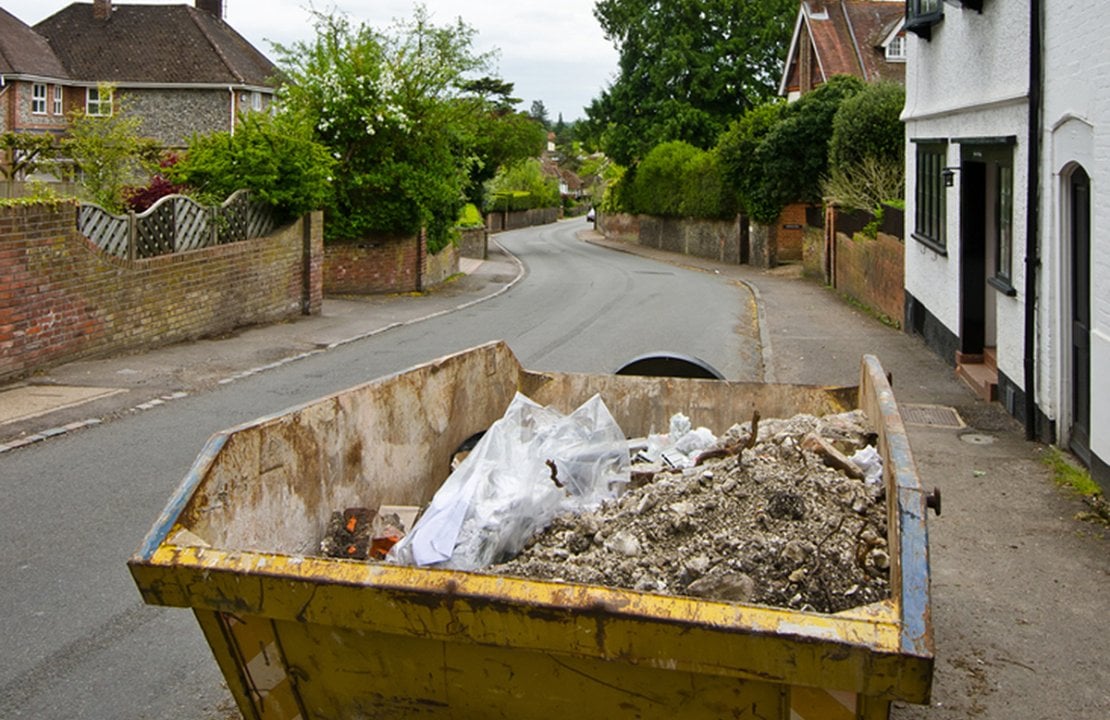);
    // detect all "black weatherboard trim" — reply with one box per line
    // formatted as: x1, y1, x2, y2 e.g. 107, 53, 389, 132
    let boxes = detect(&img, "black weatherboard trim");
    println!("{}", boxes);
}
955, 136, 1018, 145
